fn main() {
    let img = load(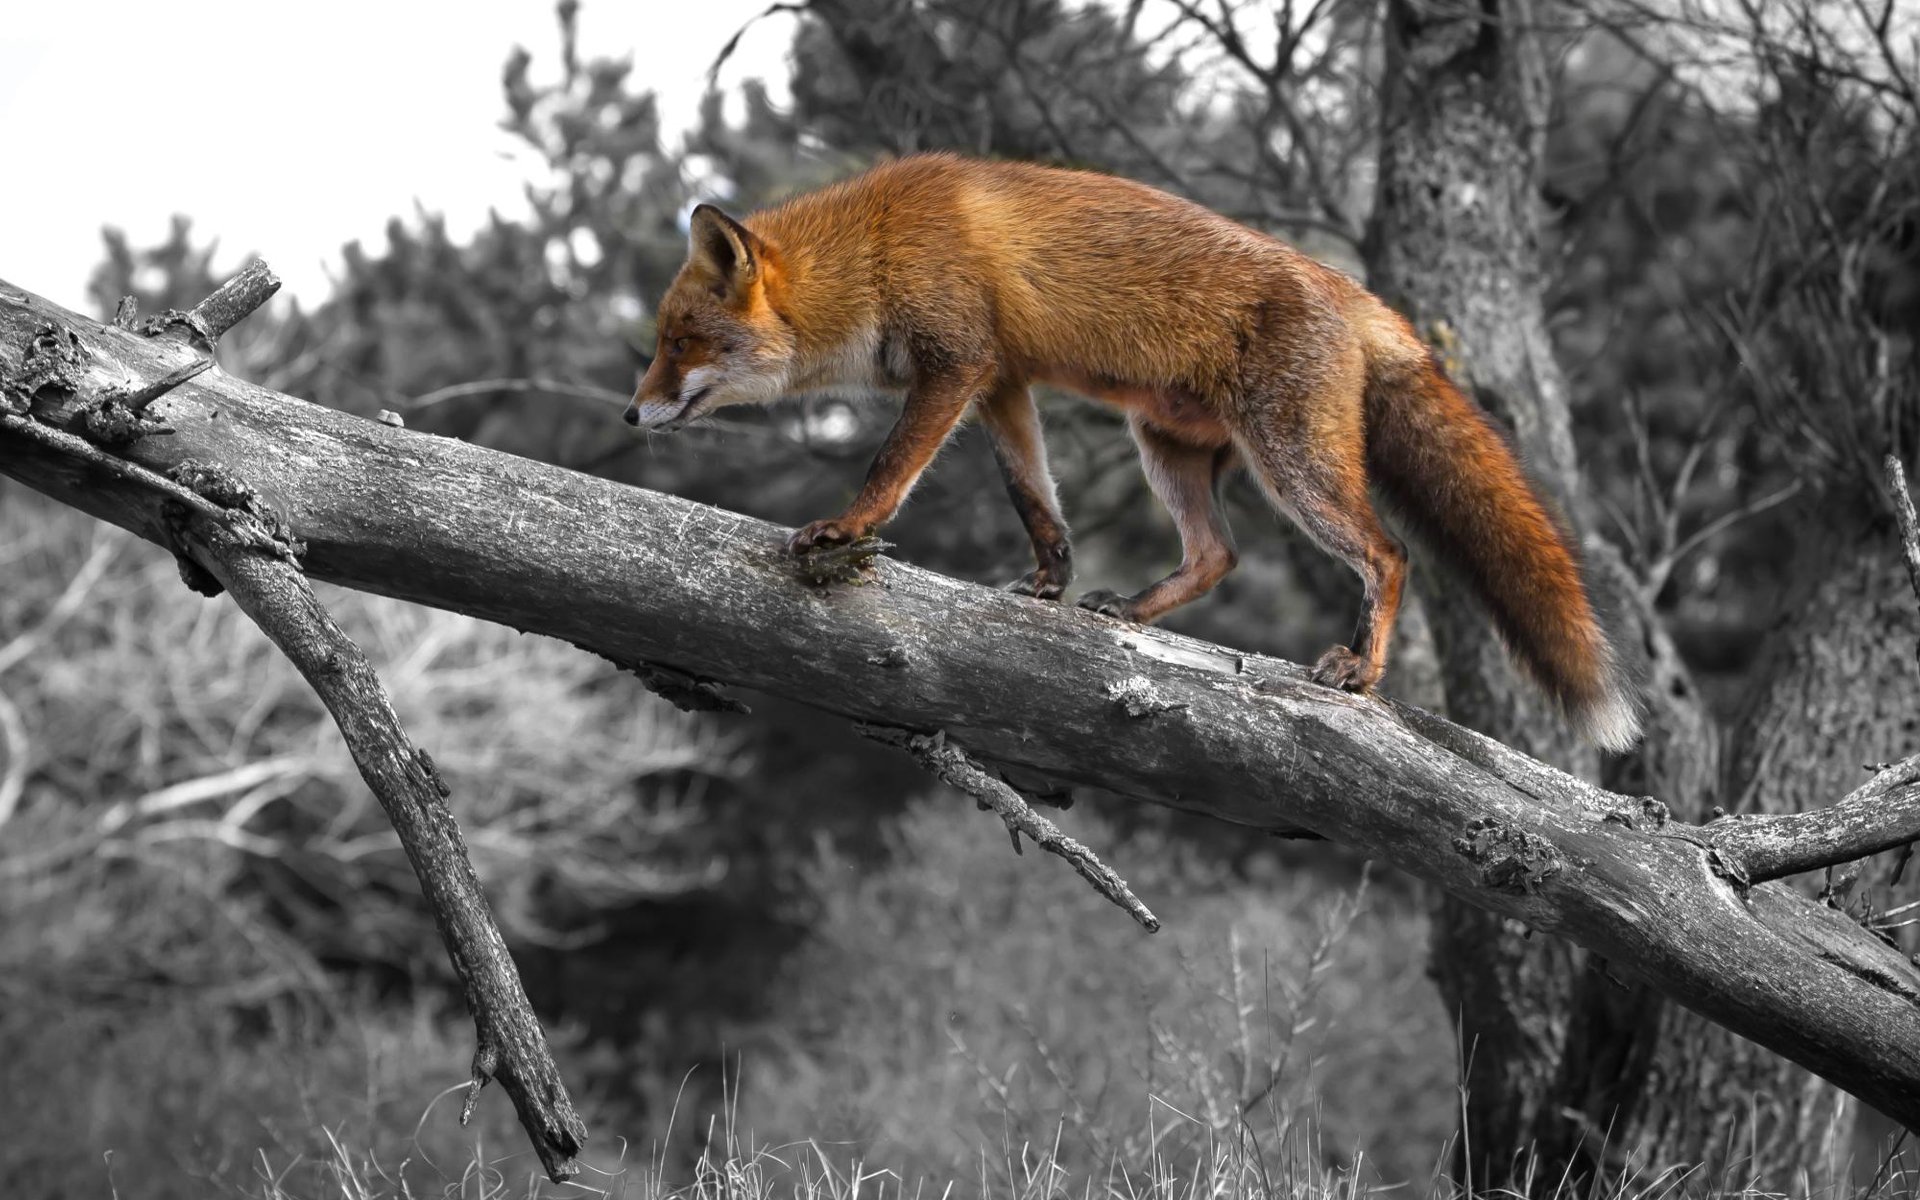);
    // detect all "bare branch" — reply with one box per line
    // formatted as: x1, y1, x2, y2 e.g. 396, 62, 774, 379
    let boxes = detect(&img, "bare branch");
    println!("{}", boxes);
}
0, 412, 255, 538
1886, 454, 1920, 613
183, 519, 587, 1182
1711, 755, 1920, 885
860, 725, 1160, 931
0, 524, 117, 677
